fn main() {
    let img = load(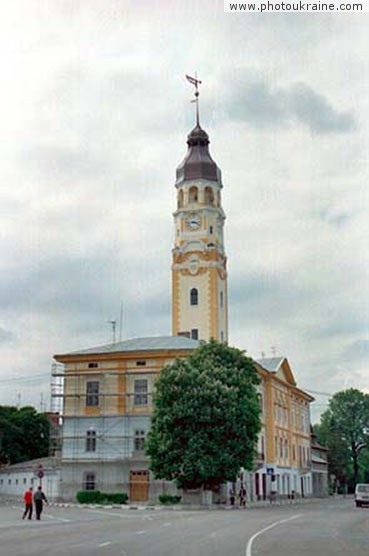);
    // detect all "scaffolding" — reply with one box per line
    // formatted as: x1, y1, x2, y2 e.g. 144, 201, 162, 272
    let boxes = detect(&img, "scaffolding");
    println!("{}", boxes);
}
49, 357, 161, 500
